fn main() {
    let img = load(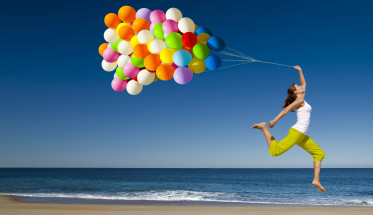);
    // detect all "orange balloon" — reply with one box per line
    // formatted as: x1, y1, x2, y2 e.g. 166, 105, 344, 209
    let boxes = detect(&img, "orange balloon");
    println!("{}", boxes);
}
117, 25, 135, 41
118, 6, 136, 23
132, 18, 150, 33
144, 54, 162, 71
182, 46, 193, 55
104, 13, 121, 29
133, 44, 150, 59
156, 64, 175, 81
99, 43, 108, 56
